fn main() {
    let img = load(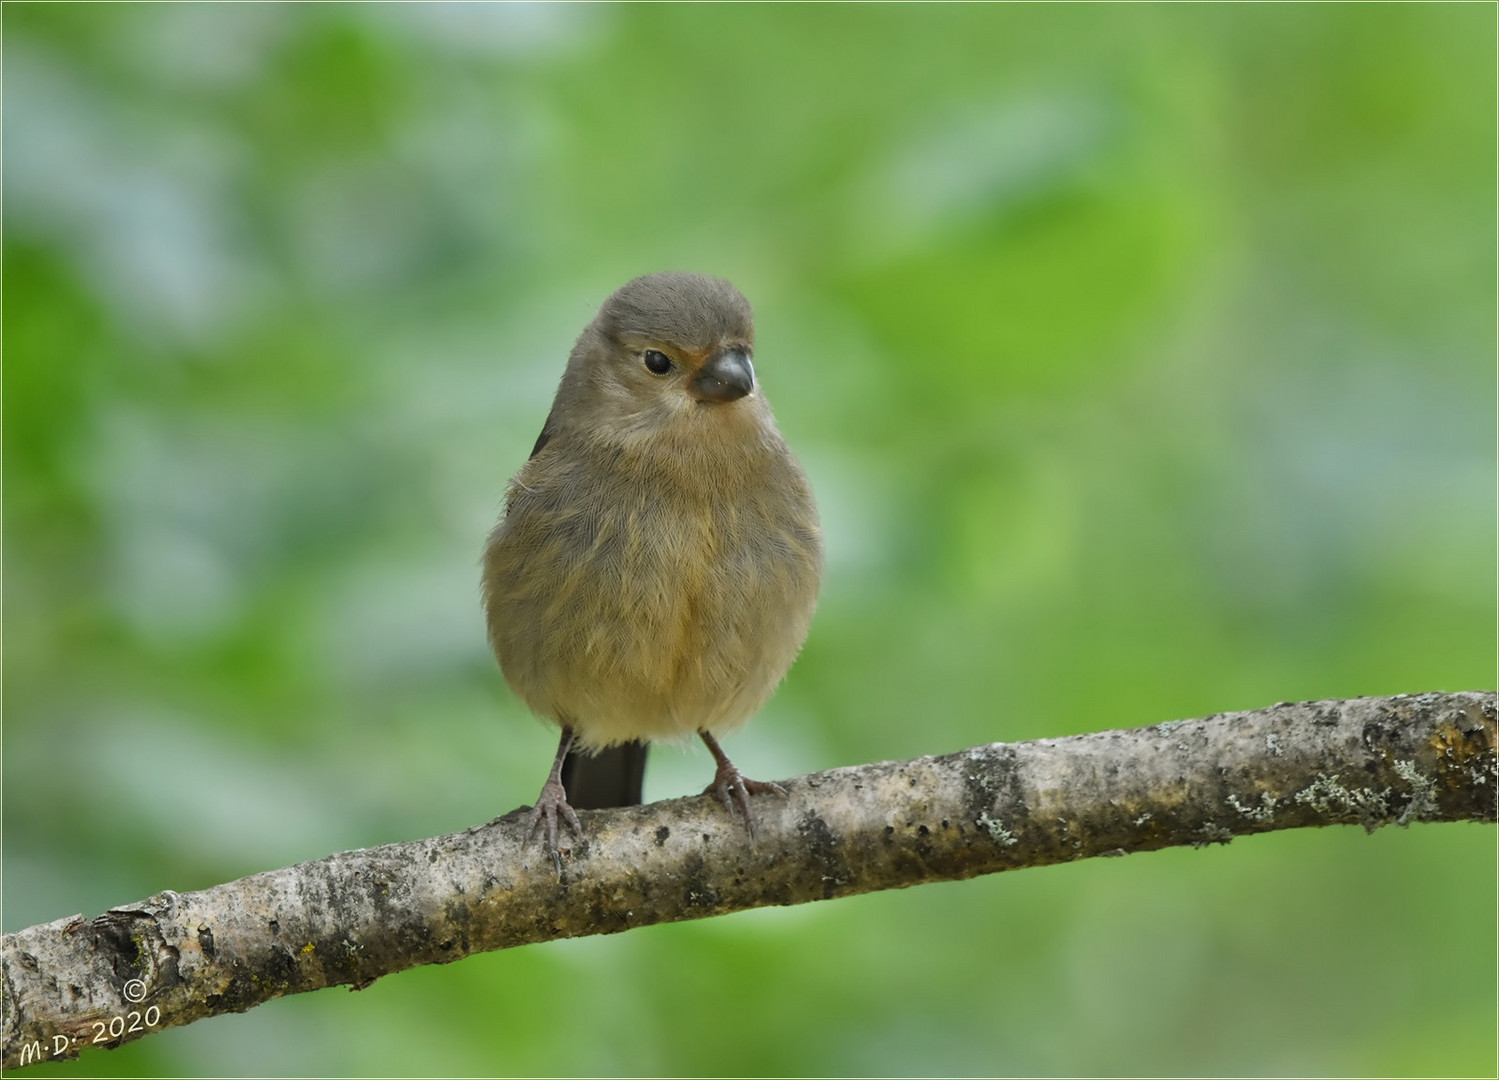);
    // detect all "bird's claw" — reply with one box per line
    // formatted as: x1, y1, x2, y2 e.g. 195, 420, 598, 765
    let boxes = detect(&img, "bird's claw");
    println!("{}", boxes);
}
523, 776, 583, 875
703, 764, 787, 842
